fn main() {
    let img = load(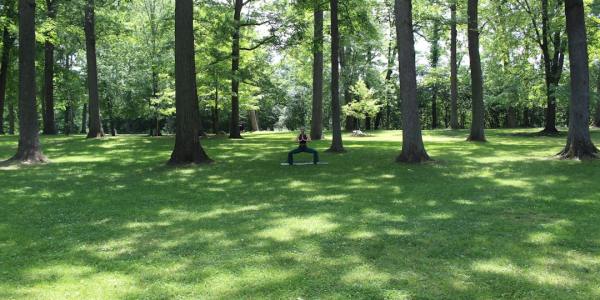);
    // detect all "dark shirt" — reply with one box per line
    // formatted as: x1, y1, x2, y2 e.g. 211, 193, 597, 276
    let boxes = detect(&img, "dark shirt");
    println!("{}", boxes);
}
298, 134, 308, 146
